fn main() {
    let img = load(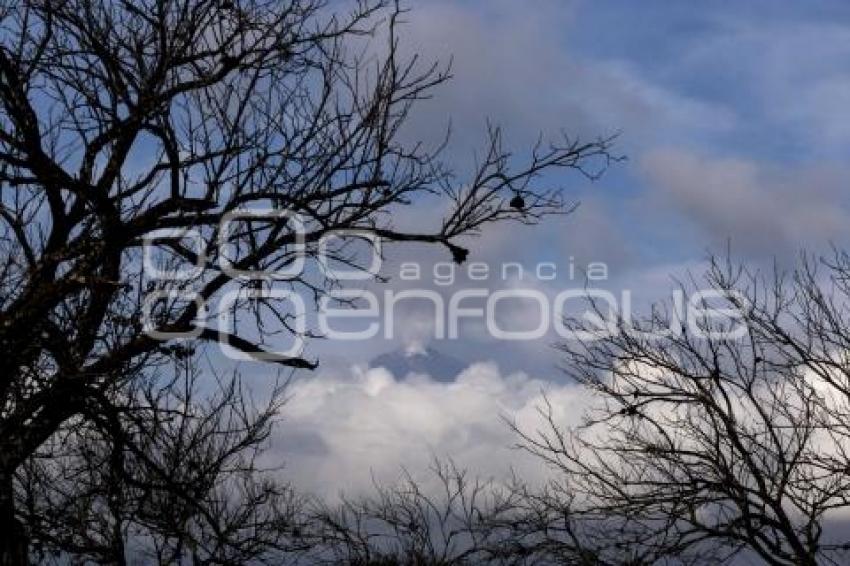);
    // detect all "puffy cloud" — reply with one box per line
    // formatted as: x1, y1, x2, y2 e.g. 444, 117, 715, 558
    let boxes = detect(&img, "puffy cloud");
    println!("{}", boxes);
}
270, 362, 590, 498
